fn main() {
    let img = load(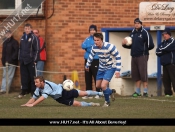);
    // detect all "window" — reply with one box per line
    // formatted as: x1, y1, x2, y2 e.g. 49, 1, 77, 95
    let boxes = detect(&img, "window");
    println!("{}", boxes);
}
0, 0, 15, 9
0, 0, 44, 16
